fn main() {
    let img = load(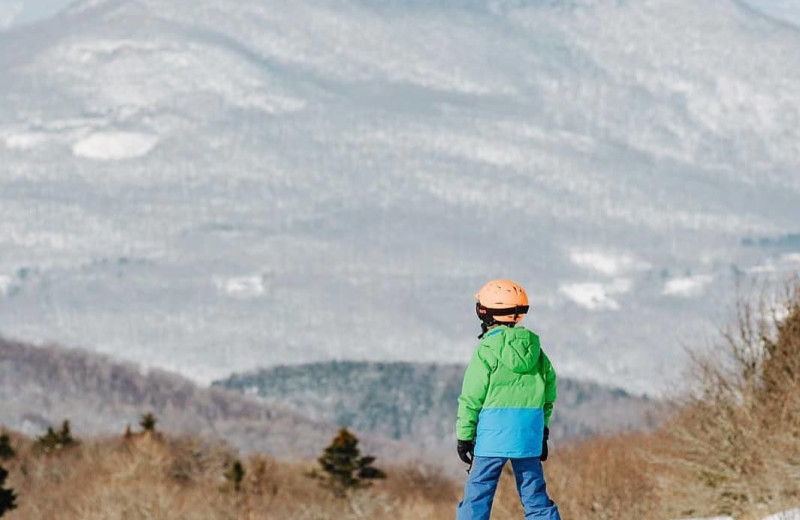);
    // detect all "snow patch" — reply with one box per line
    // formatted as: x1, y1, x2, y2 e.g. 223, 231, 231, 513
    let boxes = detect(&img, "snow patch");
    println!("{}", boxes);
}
782, 253, 800, 264
672, 517, 733, 520
0, 275, 13, 296
748, 253, 800, 274
763, 510, 800, 520
570, 251, 651, 276
748, 262, 777, 274
4, 132, 48, 150
72, 132, 159, 160
560, 279, 632, 311
214, 276, 265, 298
662, 275, 713, 297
